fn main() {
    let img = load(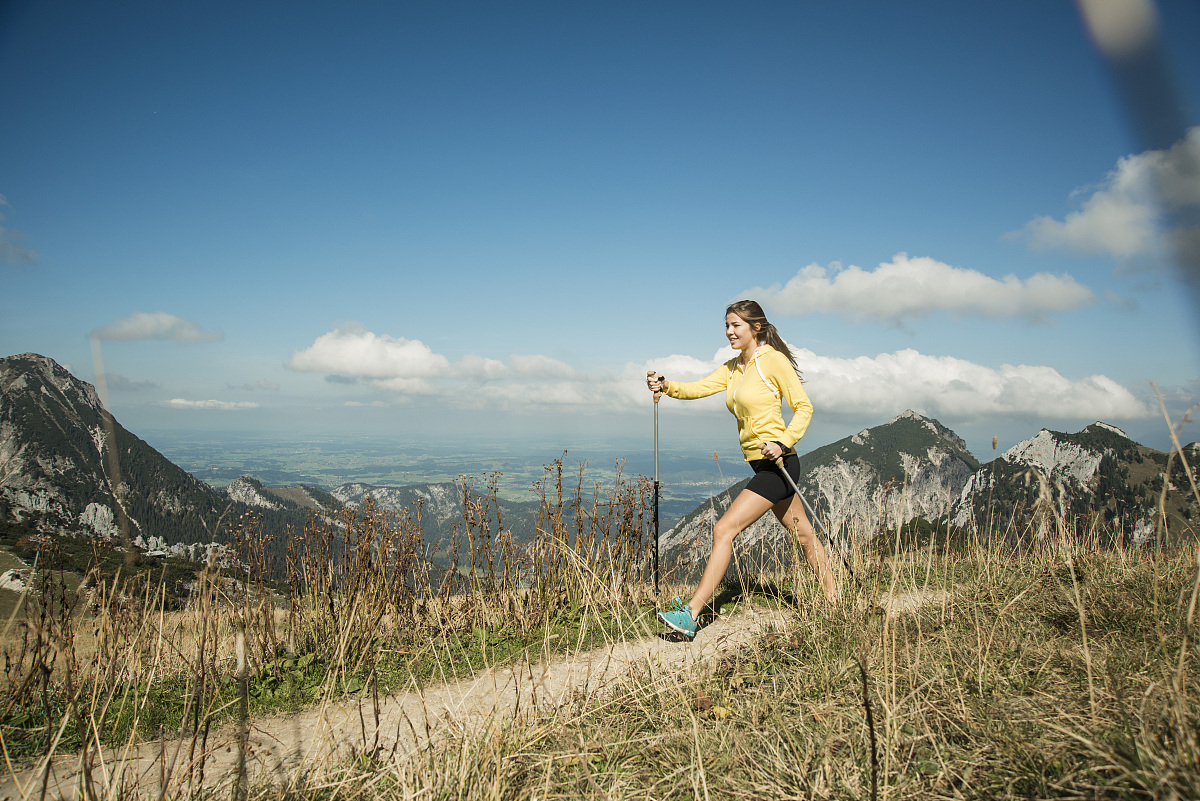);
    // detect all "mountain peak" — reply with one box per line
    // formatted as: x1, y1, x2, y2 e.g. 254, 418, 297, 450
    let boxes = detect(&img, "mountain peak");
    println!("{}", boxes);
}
1, 352, 103, 413
881, 409, 971, 454
1087, 422, 1130, 439
226, 476, 282, 510
660, 407, 983, 576
1, 352, 225, 544
1001, 429, 1104, 486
